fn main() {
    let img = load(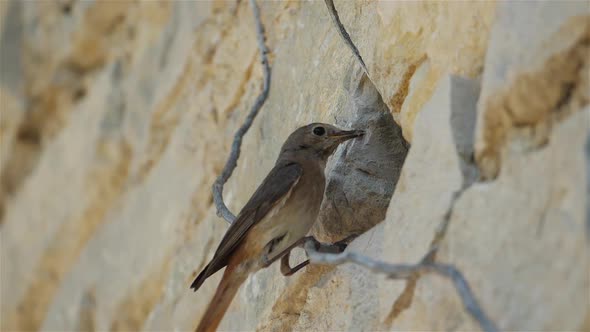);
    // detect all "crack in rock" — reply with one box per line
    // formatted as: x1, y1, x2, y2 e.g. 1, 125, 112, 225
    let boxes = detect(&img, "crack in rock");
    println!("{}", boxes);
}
382, 75, 482, 327
314, 64, 408, 241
